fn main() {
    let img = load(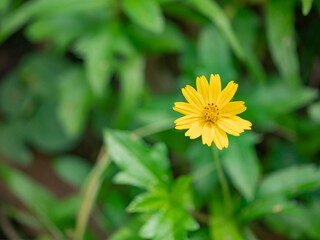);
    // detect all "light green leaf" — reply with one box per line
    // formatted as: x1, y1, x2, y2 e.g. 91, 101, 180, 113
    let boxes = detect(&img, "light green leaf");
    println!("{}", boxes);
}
122, 0, 164, 34
257, 165, 320, 198
209, 194, 244, 240
308, 101, 320, 124
302, 0, 313, 15
74, 27, 115, 98
266, 0, 300, 87
110, 216, 144, 240
53, 155, 91, 187
104, 129, 171, 189
197, 25, 236, 81
116, 54, 145, 128
57, 67, 92, 138
189, 0, 244, 59
222, 132, 260, 201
